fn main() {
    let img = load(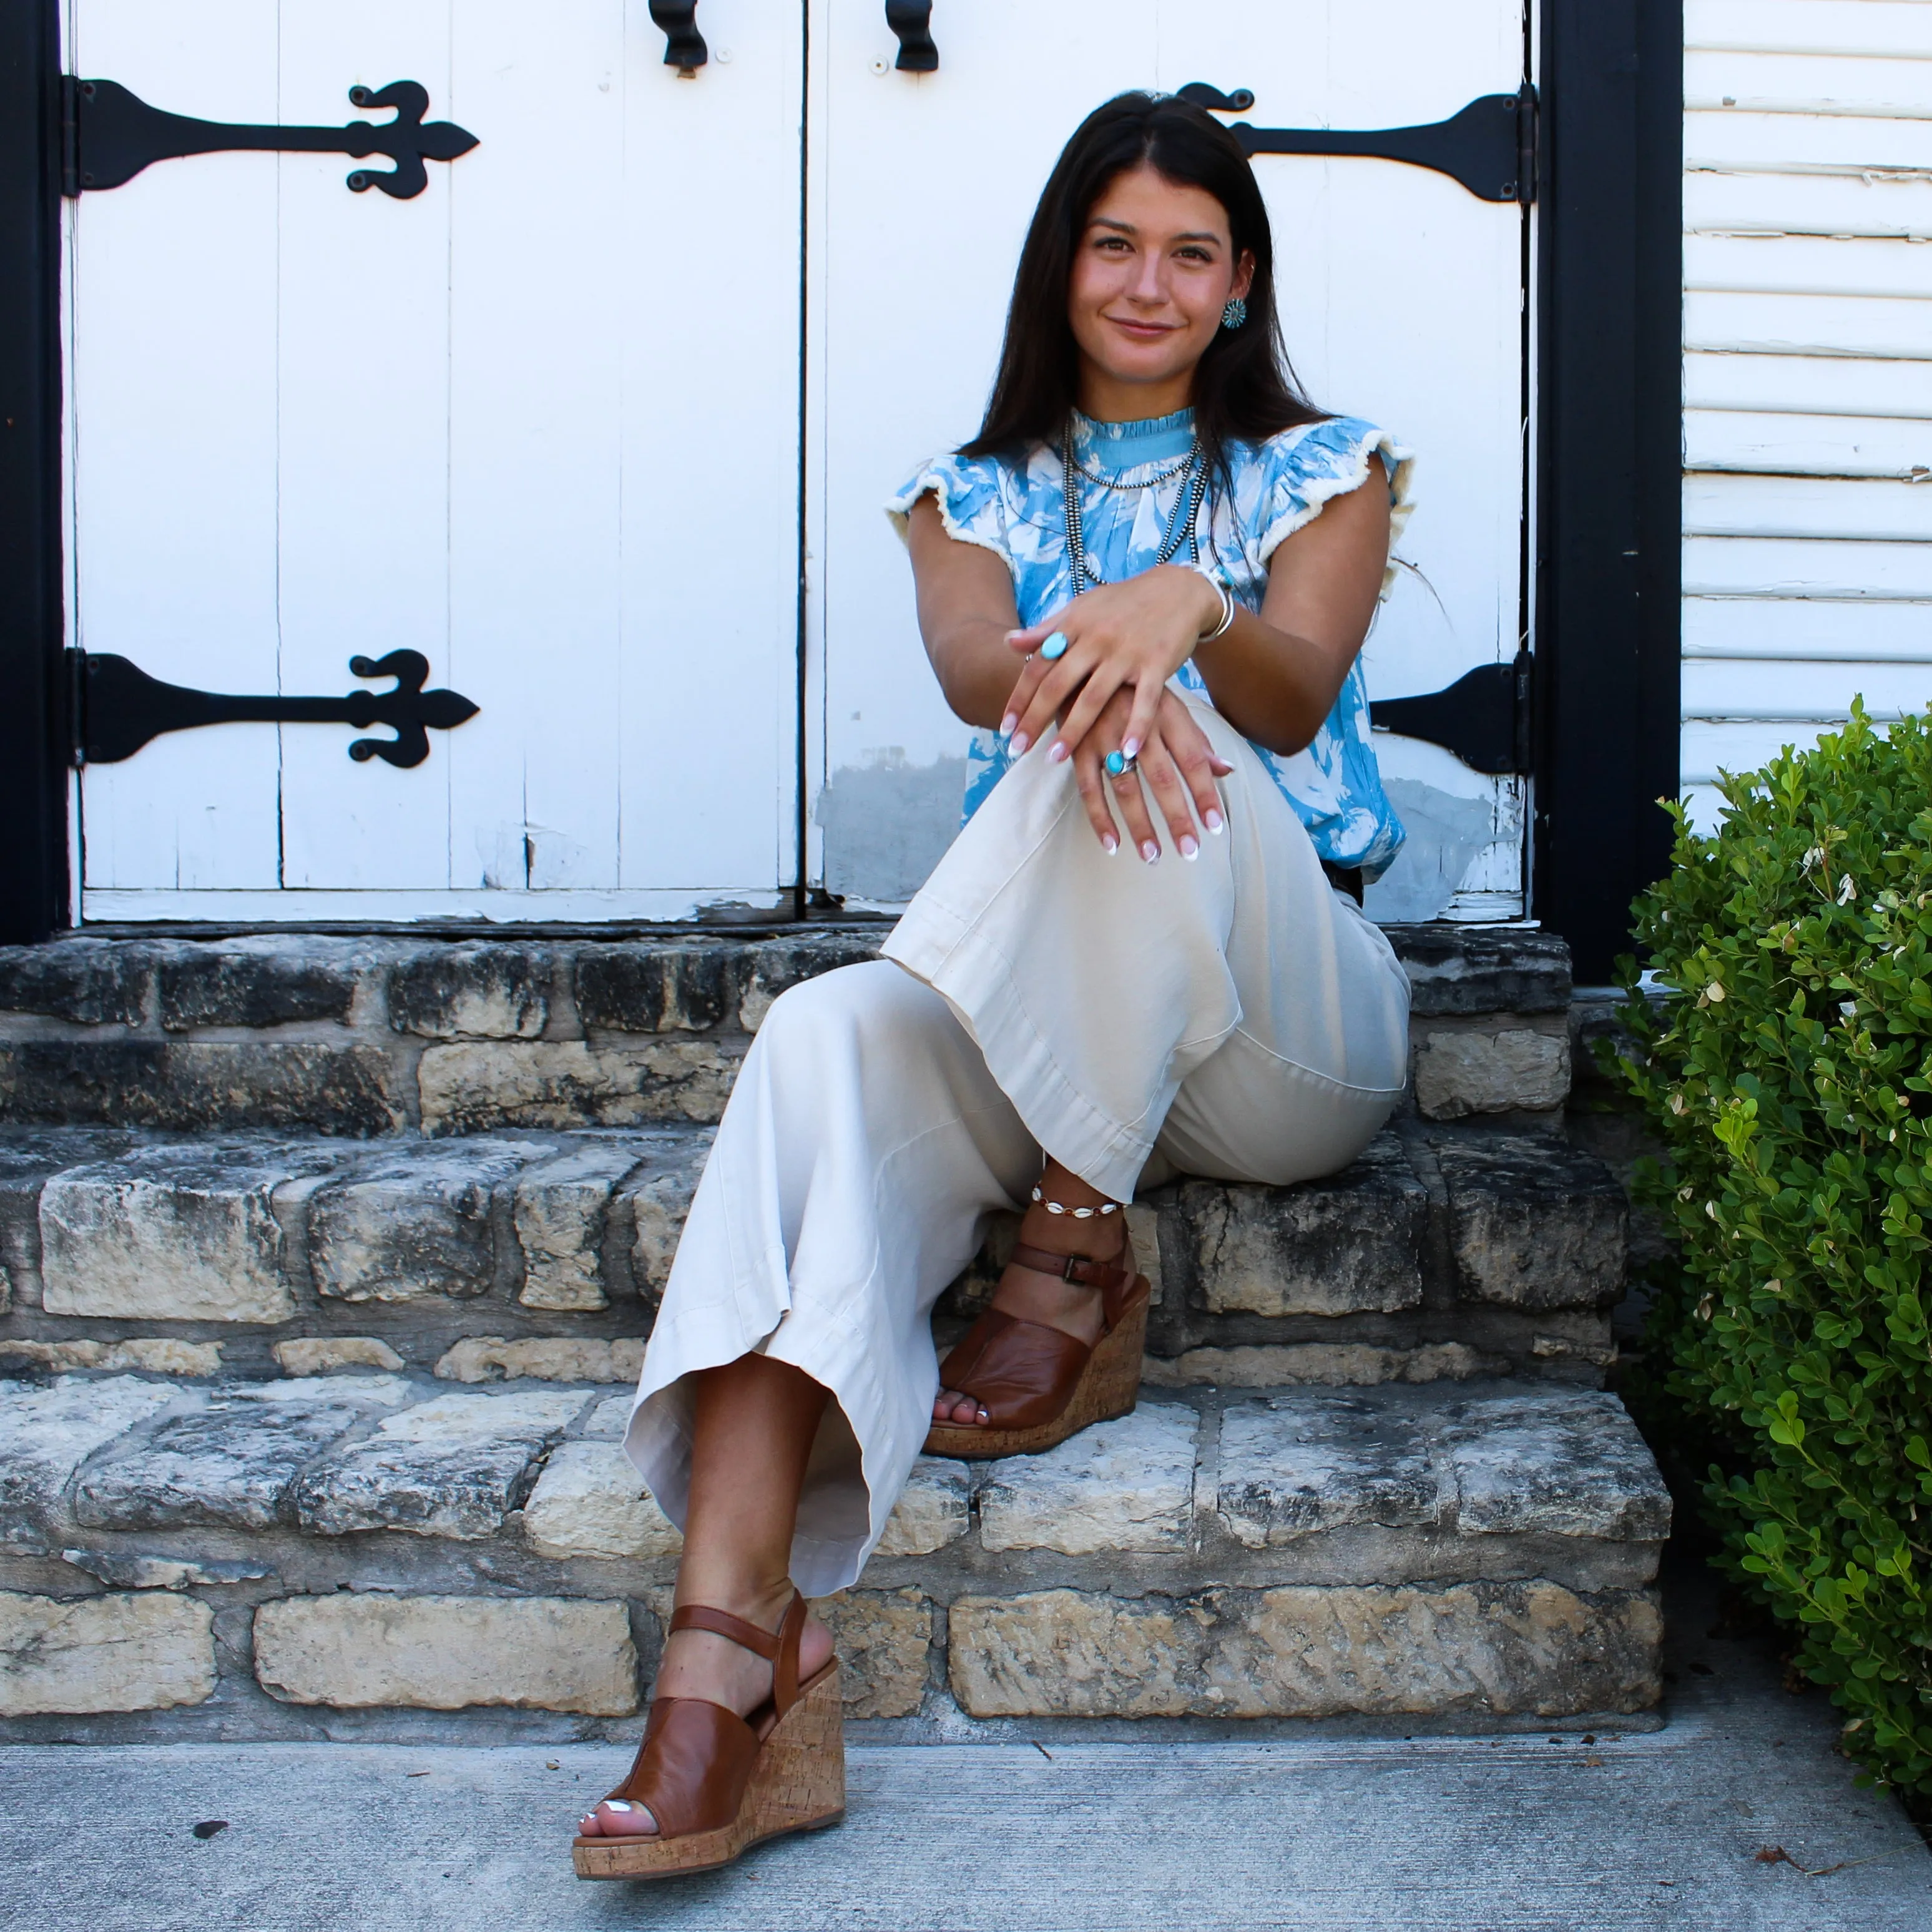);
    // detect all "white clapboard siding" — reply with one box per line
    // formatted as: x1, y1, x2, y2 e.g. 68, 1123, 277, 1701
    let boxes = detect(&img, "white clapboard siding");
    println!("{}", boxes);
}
1684, 594, 1932, 660
1689, 1, 1932, 61
1685, 167, 1932, 235
1680, 11, 1932, 835
1686, 350, 1932, 418
1685, 409, 1932, 478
